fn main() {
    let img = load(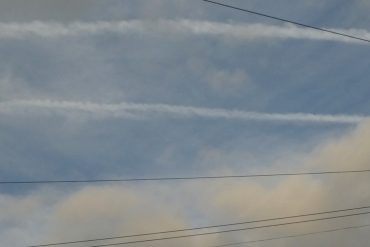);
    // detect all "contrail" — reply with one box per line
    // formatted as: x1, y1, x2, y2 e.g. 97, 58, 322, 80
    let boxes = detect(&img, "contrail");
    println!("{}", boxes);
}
0, 20, 369, 43
0, 100, 366, 124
